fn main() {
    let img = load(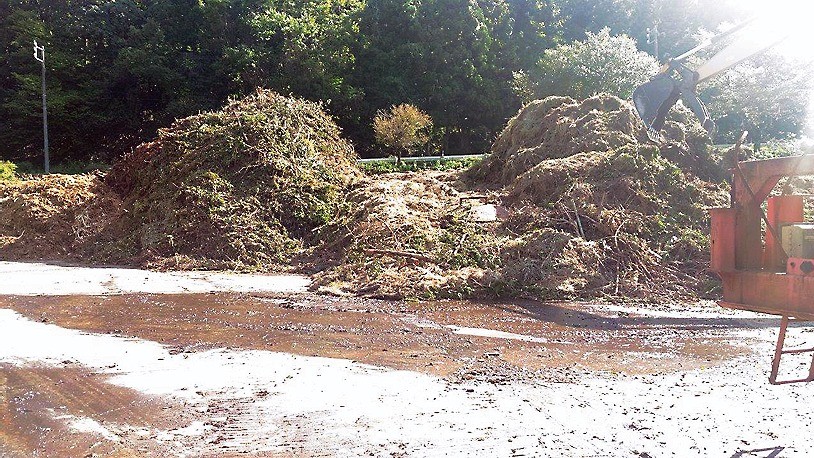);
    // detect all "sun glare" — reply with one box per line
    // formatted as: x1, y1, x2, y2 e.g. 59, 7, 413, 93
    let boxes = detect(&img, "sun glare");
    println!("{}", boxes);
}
710, 0, 814, 138
726, 0, 814, 60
